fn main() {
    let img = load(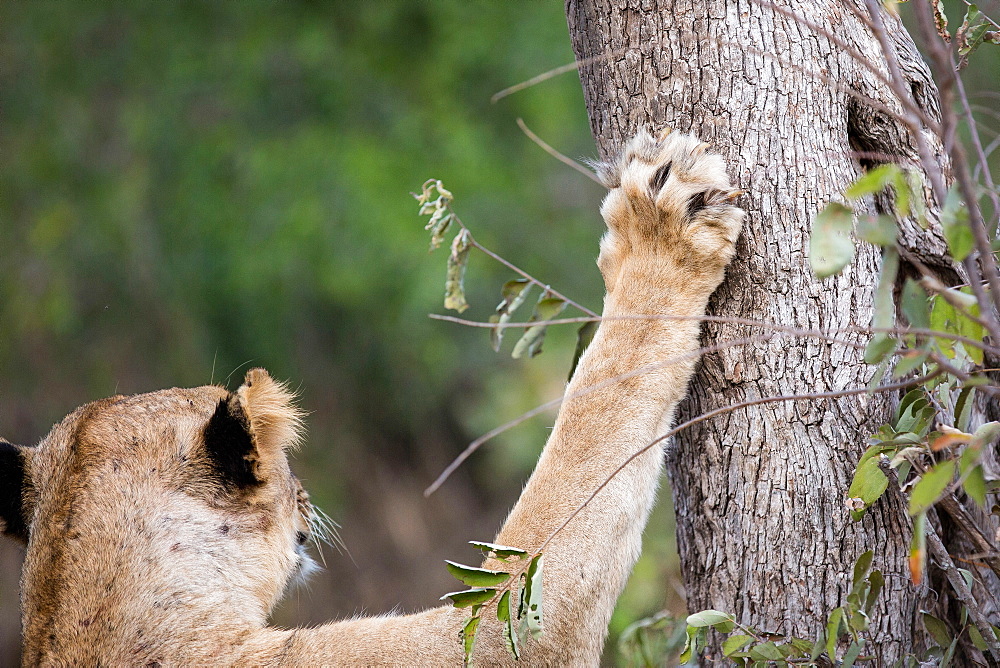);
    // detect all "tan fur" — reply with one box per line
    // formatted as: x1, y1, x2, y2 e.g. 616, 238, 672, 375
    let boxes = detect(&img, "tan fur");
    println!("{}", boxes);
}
4, 130, 742, 666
